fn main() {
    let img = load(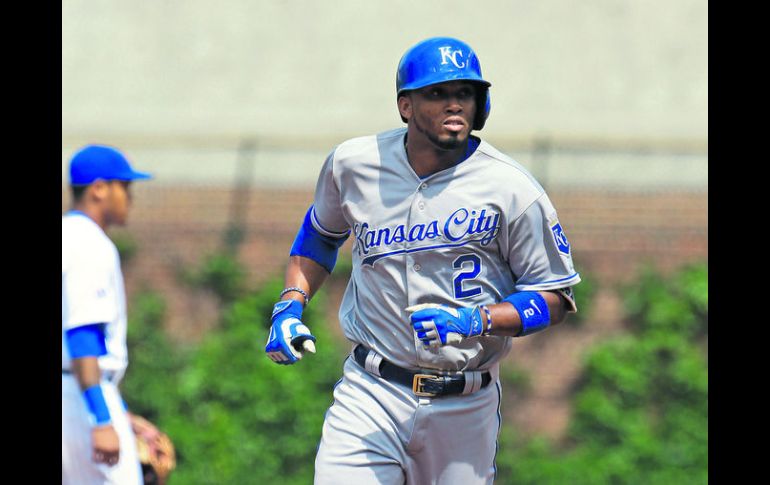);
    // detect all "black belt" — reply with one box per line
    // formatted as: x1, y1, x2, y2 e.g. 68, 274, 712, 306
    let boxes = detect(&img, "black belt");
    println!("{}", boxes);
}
353, 345, 491, 397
